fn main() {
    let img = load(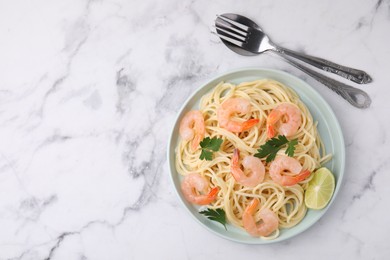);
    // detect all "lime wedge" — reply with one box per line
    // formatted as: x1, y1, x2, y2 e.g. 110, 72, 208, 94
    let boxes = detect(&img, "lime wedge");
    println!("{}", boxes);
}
304, 167, 335, 210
